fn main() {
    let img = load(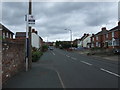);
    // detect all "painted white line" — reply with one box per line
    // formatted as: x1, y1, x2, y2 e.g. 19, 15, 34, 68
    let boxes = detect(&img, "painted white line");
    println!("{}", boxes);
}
51, 51, 55, 55
55, 70, 66, 88
66, 55, 70, 57
100, 68, 120, 77
81, 61, 92, 66
71, 57, 77, 60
